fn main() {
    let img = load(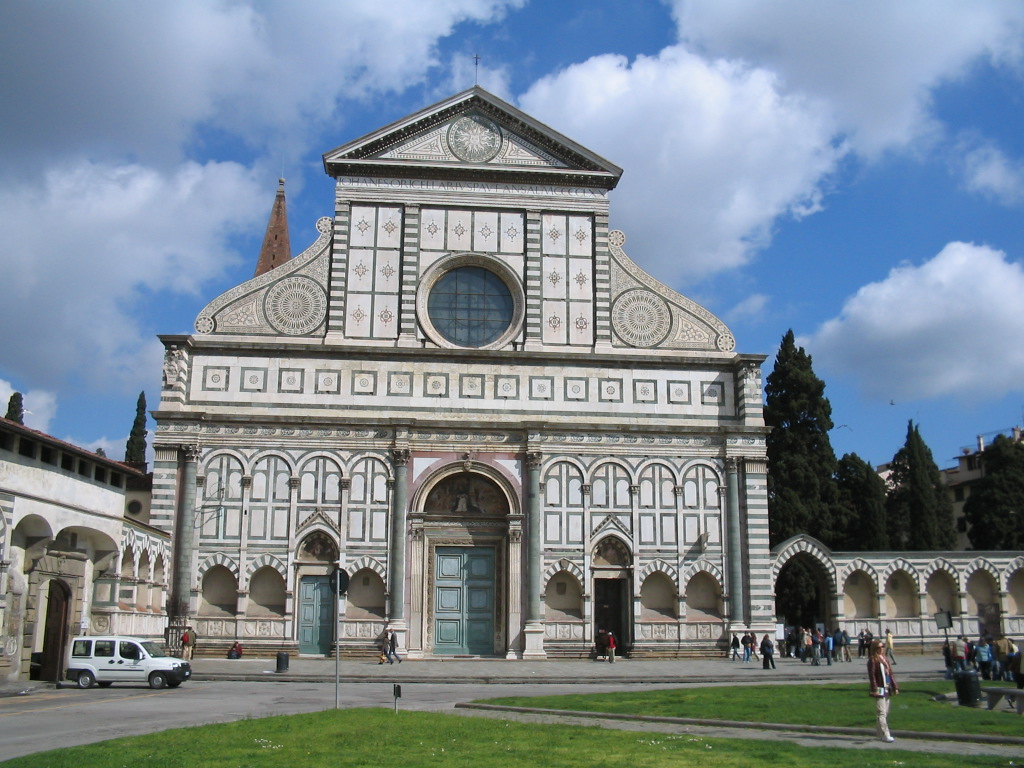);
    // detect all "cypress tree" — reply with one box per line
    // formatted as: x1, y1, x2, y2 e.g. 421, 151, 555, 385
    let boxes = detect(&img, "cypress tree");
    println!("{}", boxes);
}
885, 421, 956, 550
963, 434, 1024, 550
5, 392, 25, 424
835, 452, 889, 550
765, 330, 839, 546
124, 391, 148, 465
